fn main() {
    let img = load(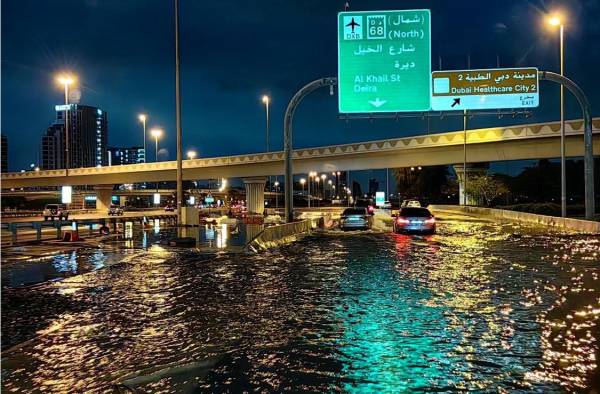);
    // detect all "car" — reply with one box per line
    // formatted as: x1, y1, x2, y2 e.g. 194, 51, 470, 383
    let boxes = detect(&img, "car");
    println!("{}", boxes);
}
340, 207, 373, 230
401, 199, 421, 208
164, 205, 175, 212
381, 201, 393, 209
43, 204, 69, 221
108, 204, 124, 216
393, 207, 436, 234
355, 198, 375, 215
